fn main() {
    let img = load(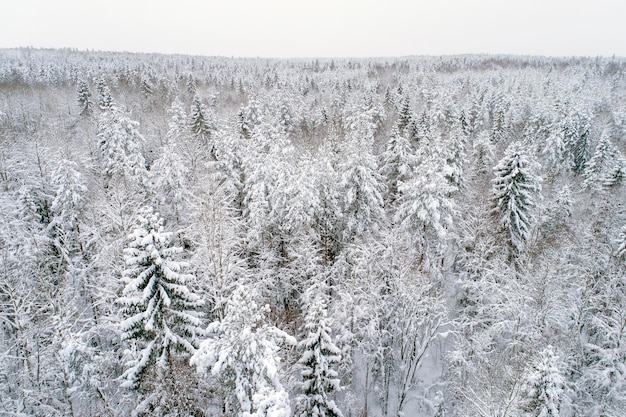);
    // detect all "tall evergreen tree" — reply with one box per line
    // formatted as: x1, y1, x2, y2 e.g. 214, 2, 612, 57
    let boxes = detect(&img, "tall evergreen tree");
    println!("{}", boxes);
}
76, 79, 93, 116
190, 95, 216, 142
491, 142, 542, 253
97, 107, 147, 186
583, 132, 617, 189
521, 346, 565, 417
117, 207, 203, 389
380, 127, 413, 206
294, 283, 343, 417
95, 77, 114, 111
191, 285, 295, 417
